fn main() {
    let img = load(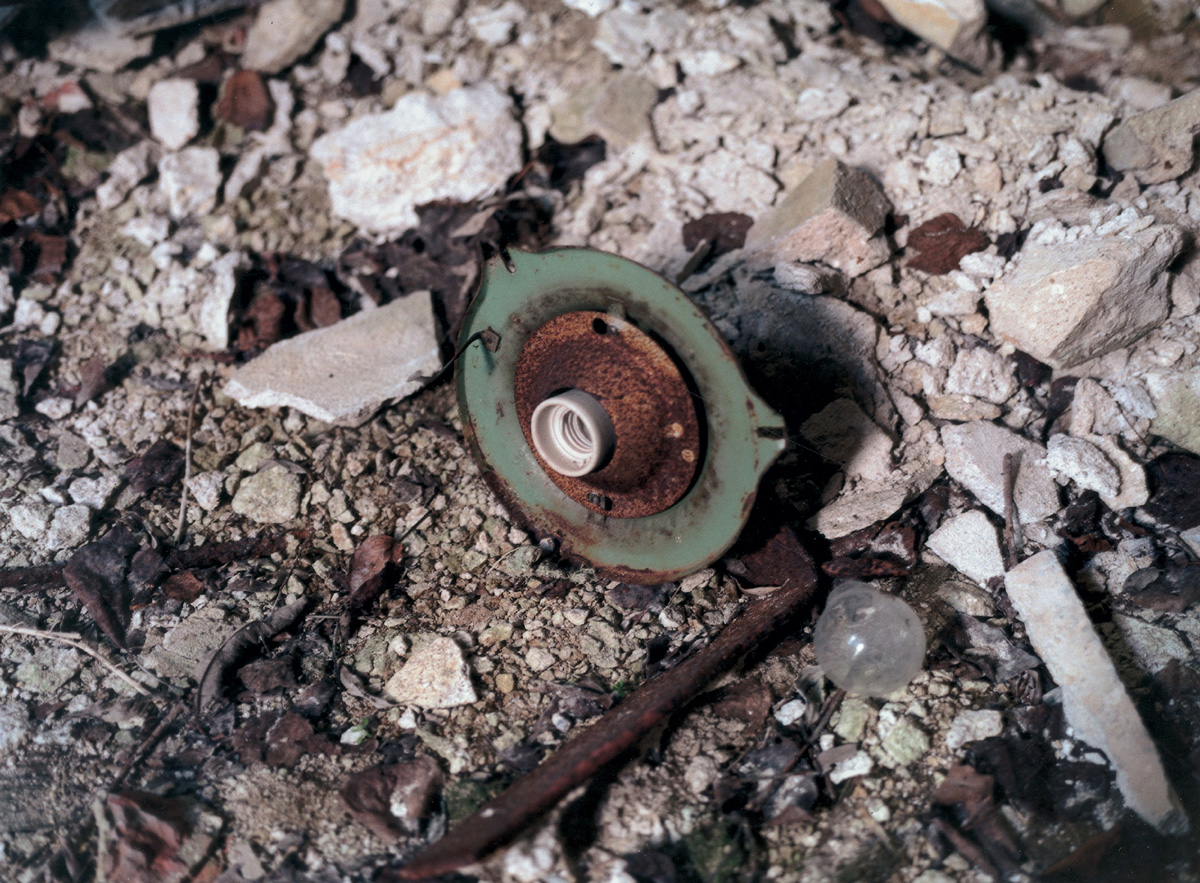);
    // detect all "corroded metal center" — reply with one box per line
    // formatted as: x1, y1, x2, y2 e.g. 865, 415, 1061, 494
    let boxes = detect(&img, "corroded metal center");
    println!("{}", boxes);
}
514, 310, 704, 518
